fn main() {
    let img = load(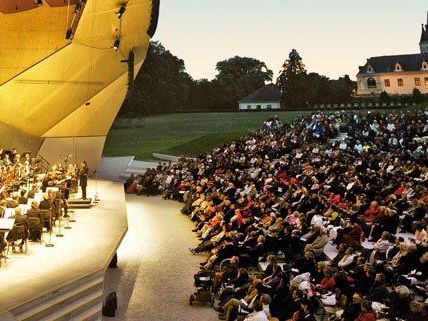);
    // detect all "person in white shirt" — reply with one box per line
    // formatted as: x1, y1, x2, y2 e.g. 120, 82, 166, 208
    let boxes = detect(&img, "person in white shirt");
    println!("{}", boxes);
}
260, 294, 271, 318
244, 299, 268, 321
338, 248, 357, 269
373, 231, 392, 252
